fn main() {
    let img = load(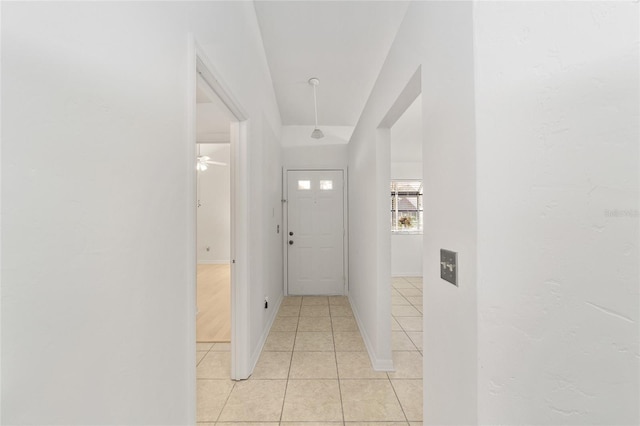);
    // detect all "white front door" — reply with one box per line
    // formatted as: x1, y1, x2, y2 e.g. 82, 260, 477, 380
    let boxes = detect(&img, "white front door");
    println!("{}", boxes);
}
286, 170, 345, 295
